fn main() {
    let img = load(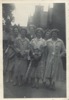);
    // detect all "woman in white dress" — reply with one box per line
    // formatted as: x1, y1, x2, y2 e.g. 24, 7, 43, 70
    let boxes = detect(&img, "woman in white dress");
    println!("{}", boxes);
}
44, 29, 66, 90
29, 28, 46, 88
13, 28, 30, 86
43, 30, 51, 84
